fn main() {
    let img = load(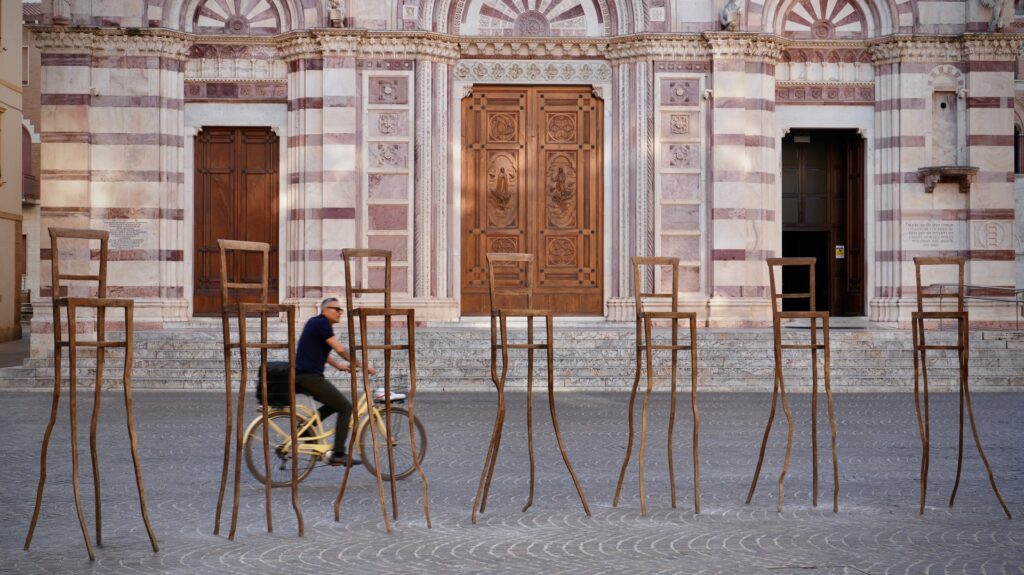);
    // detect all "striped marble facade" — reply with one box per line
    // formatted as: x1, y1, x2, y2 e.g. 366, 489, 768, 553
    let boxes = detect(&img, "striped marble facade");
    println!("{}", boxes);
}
22, 0, 1024, 356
